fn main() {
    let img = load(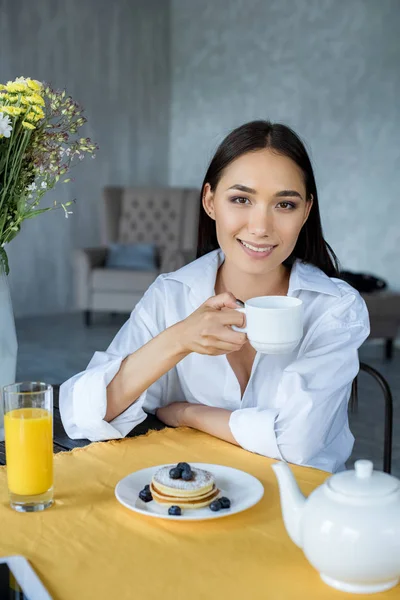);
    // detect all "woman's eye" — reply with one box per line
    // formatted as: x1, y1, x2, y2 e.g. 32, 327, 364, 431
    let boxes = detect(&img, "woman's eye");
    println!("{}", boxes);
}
231, 196, 250, 205
277, 201, 295, 210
